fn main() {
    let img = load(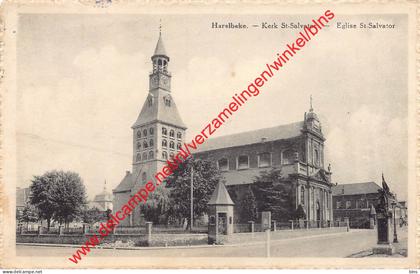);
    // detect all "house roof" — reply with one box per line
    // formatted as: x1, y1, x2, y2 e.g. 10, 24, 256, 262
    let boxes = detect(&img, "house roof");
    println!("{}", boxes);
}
132, 90, 186, 129
208, 182, 234, 205
332, 182, 382, 196
195, 121, 304, 153
113, 171, 135, 193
